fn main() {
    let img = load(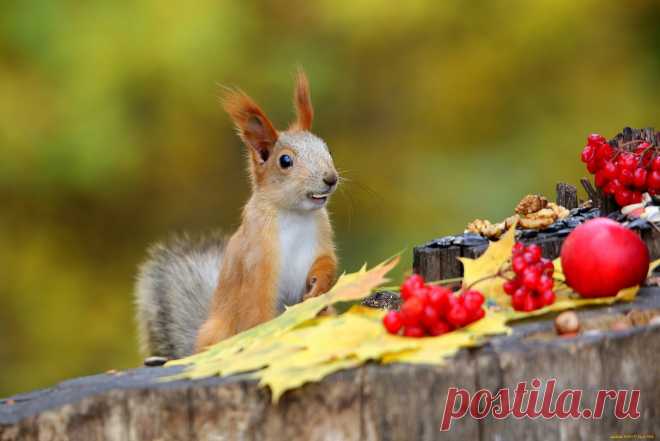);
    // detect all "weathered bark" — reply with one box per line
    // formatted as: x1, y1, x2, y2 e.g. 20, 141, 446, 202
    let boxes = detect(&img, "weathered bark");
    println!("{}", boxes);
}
414, 208, 660, 282
1, 289, 659, 441
555, 182, 578, 209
